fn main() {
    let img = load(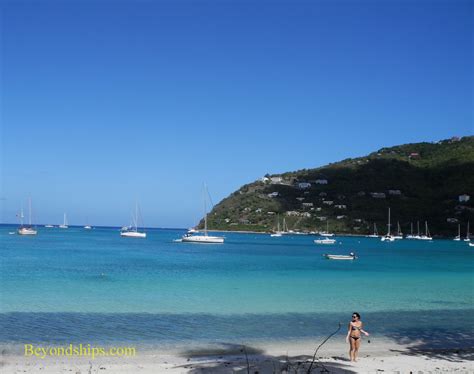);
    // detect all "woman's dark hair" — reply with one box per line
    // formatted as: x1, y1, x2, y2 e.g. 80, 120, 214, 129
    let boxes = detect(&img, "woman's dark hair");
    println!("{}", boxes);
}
352, 312, 361, 319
